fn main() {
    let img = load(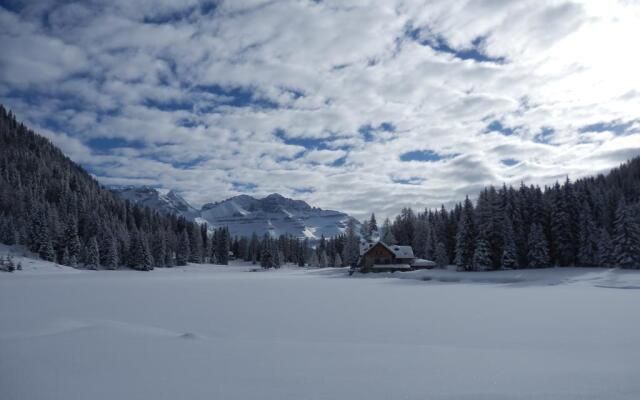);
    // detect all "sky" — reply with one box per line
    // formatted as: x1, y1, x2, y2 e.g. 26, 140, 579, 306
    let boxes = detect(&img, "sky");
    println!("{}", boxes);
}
1, 0, 639, 220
